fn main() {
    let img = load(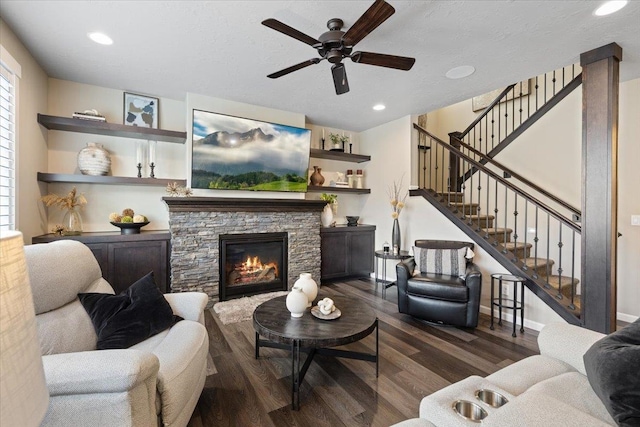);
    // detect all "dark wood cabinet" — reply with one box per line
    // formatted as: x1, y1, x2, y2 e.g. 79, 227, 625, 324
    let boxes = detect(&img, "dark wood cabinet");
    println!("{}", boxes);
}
32, 230, 170, 294
321, 225, 375, 281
